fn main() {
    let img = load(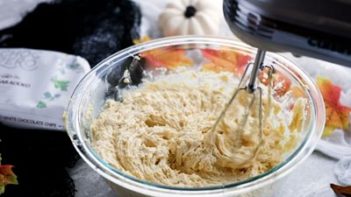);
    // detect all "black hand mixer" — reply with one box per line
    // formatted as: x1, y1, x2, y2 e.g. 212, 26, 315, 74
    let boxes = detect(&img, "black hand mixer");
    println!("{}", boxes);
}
224, 0, 351, 66
210, 0, 351, 165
